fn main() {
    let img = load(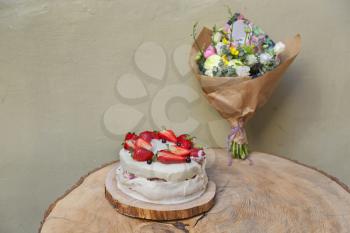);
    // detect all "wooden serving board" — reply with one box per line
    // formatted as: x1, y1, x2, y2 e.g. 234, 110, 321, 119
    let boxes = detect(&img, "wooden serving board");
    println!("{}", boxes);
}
105, 164, 216, 220
39, 149, 350, 233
